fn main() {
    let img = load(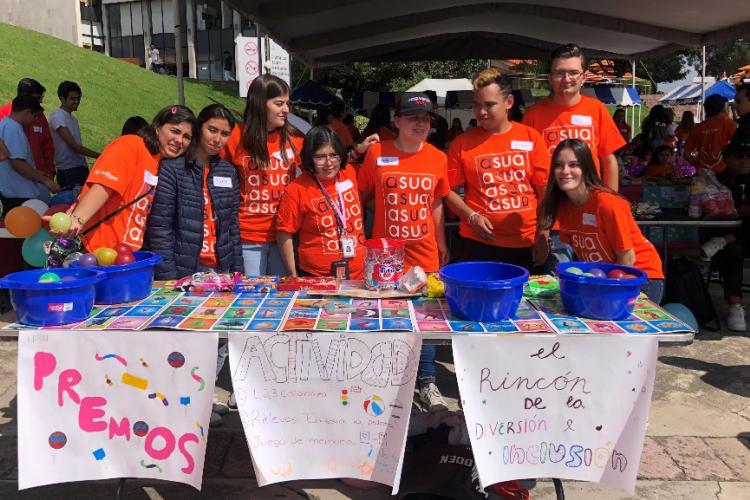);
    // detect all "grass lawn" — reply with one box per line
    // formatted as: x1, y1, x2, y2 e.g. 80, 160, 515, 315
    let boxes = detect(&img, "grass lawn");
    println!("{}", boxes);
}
0, 23, 246, 154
